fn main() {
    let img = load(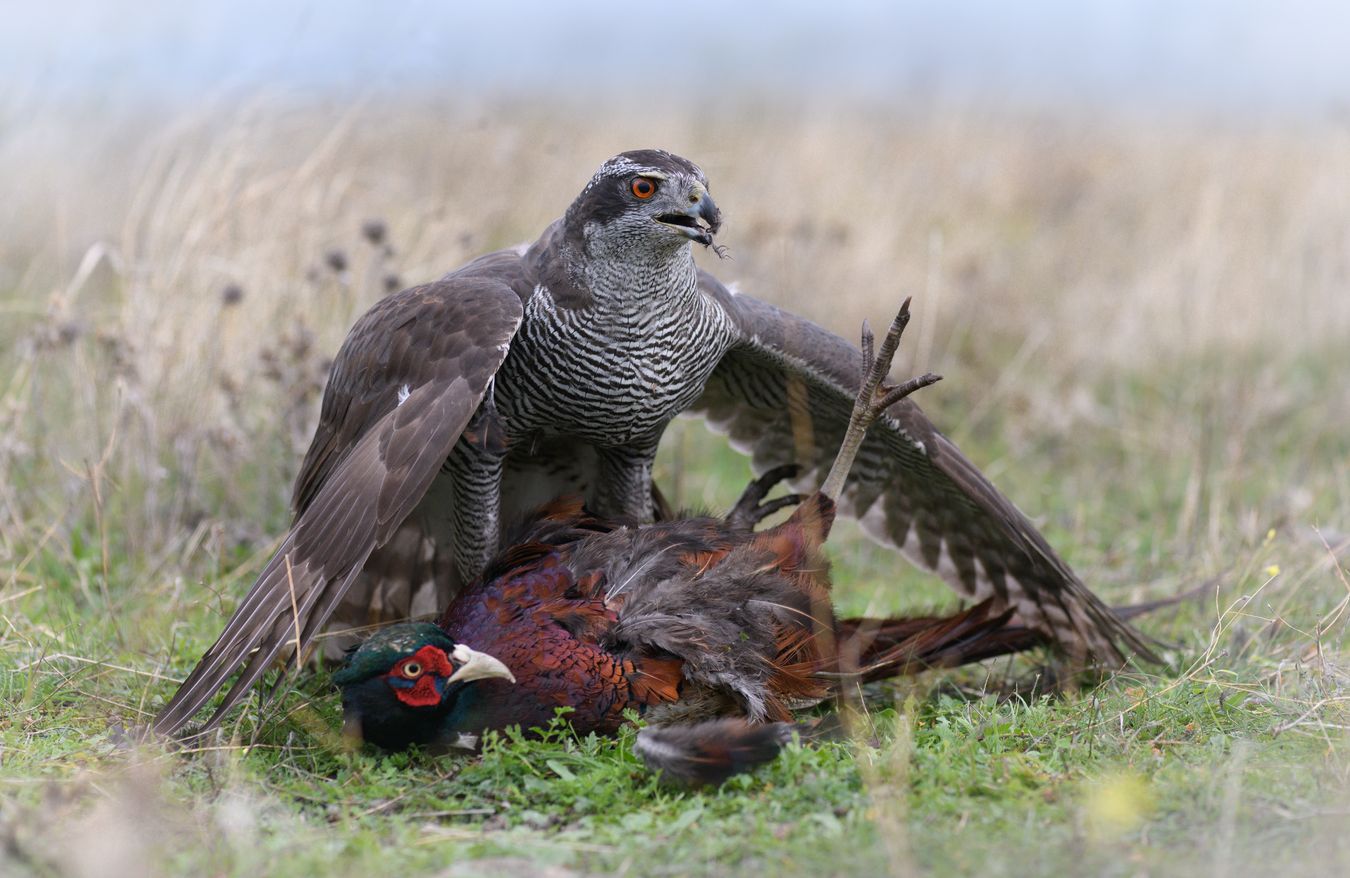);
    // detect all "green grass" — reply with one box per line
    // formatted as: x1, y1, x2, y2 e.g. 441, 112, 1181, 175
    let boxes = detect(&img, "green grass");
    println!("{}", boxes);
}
4, 382, 1348, 877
